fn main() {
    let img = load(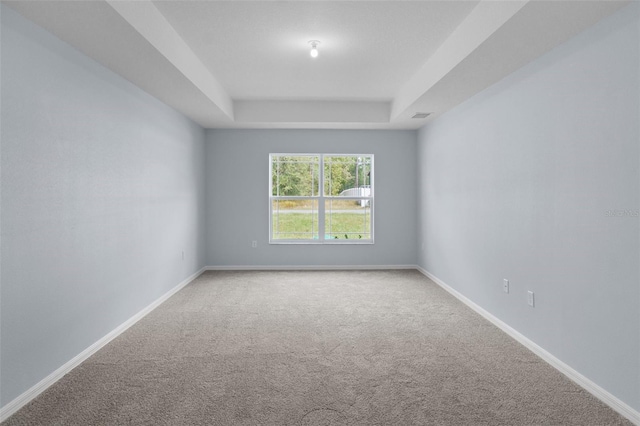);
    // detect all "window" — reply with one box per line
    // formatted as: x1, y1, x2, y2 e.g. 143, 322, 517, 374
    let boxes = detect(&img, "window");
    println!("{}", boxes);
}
270, 154, 373, 244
